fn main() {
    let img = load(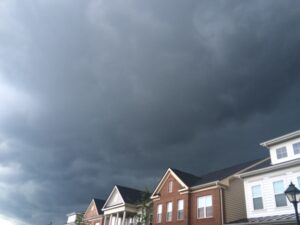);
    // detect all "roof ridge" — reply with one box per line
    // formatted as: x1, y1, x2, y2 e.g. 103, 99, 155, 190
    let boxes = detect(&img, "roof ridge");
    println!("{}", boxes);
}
170, 168, 201, 178
116, 184, 146, 193
200, 157, 266, 177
